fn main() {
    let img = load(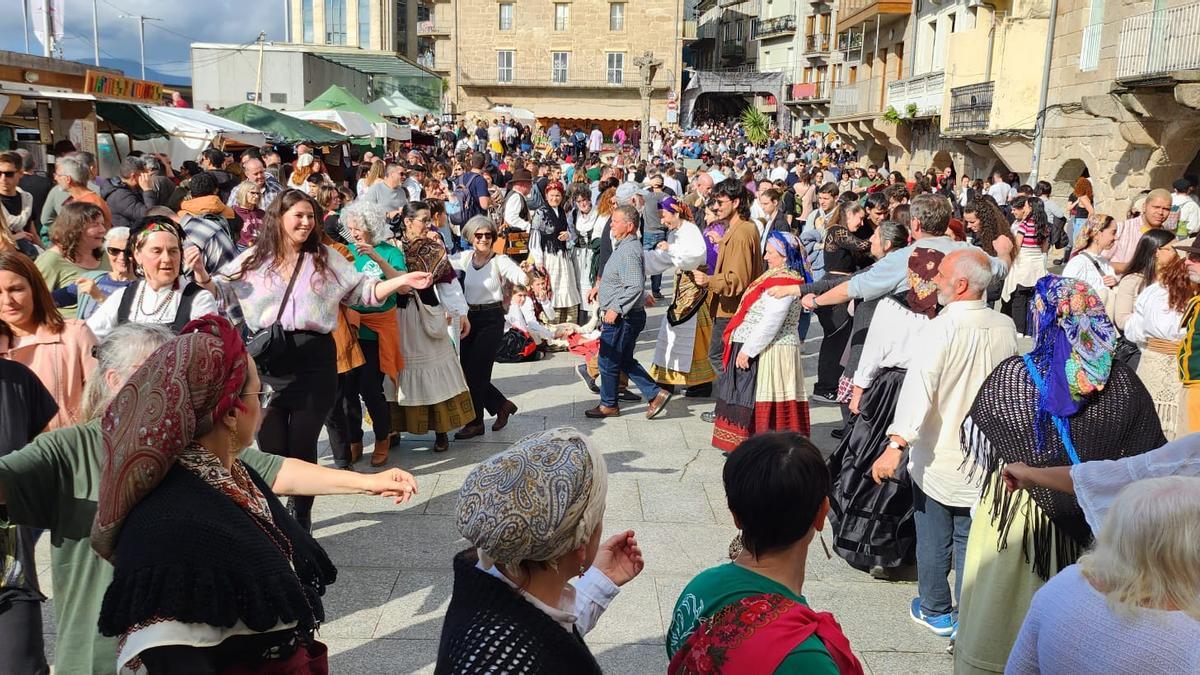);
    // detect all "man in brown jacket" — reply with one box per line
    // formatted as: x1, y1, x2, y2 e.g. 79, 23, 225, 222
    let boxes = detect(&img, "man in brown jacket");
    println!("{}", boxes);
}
693, 179, 765, 412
